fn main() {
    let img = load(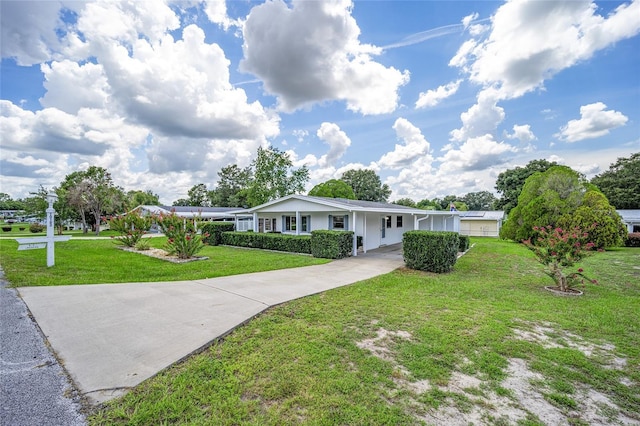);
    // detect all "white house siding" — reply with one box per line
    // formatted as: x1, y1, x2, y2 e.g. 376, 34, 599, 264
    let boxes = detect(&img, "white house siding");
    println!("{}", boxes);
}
460, 220, 499, 237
